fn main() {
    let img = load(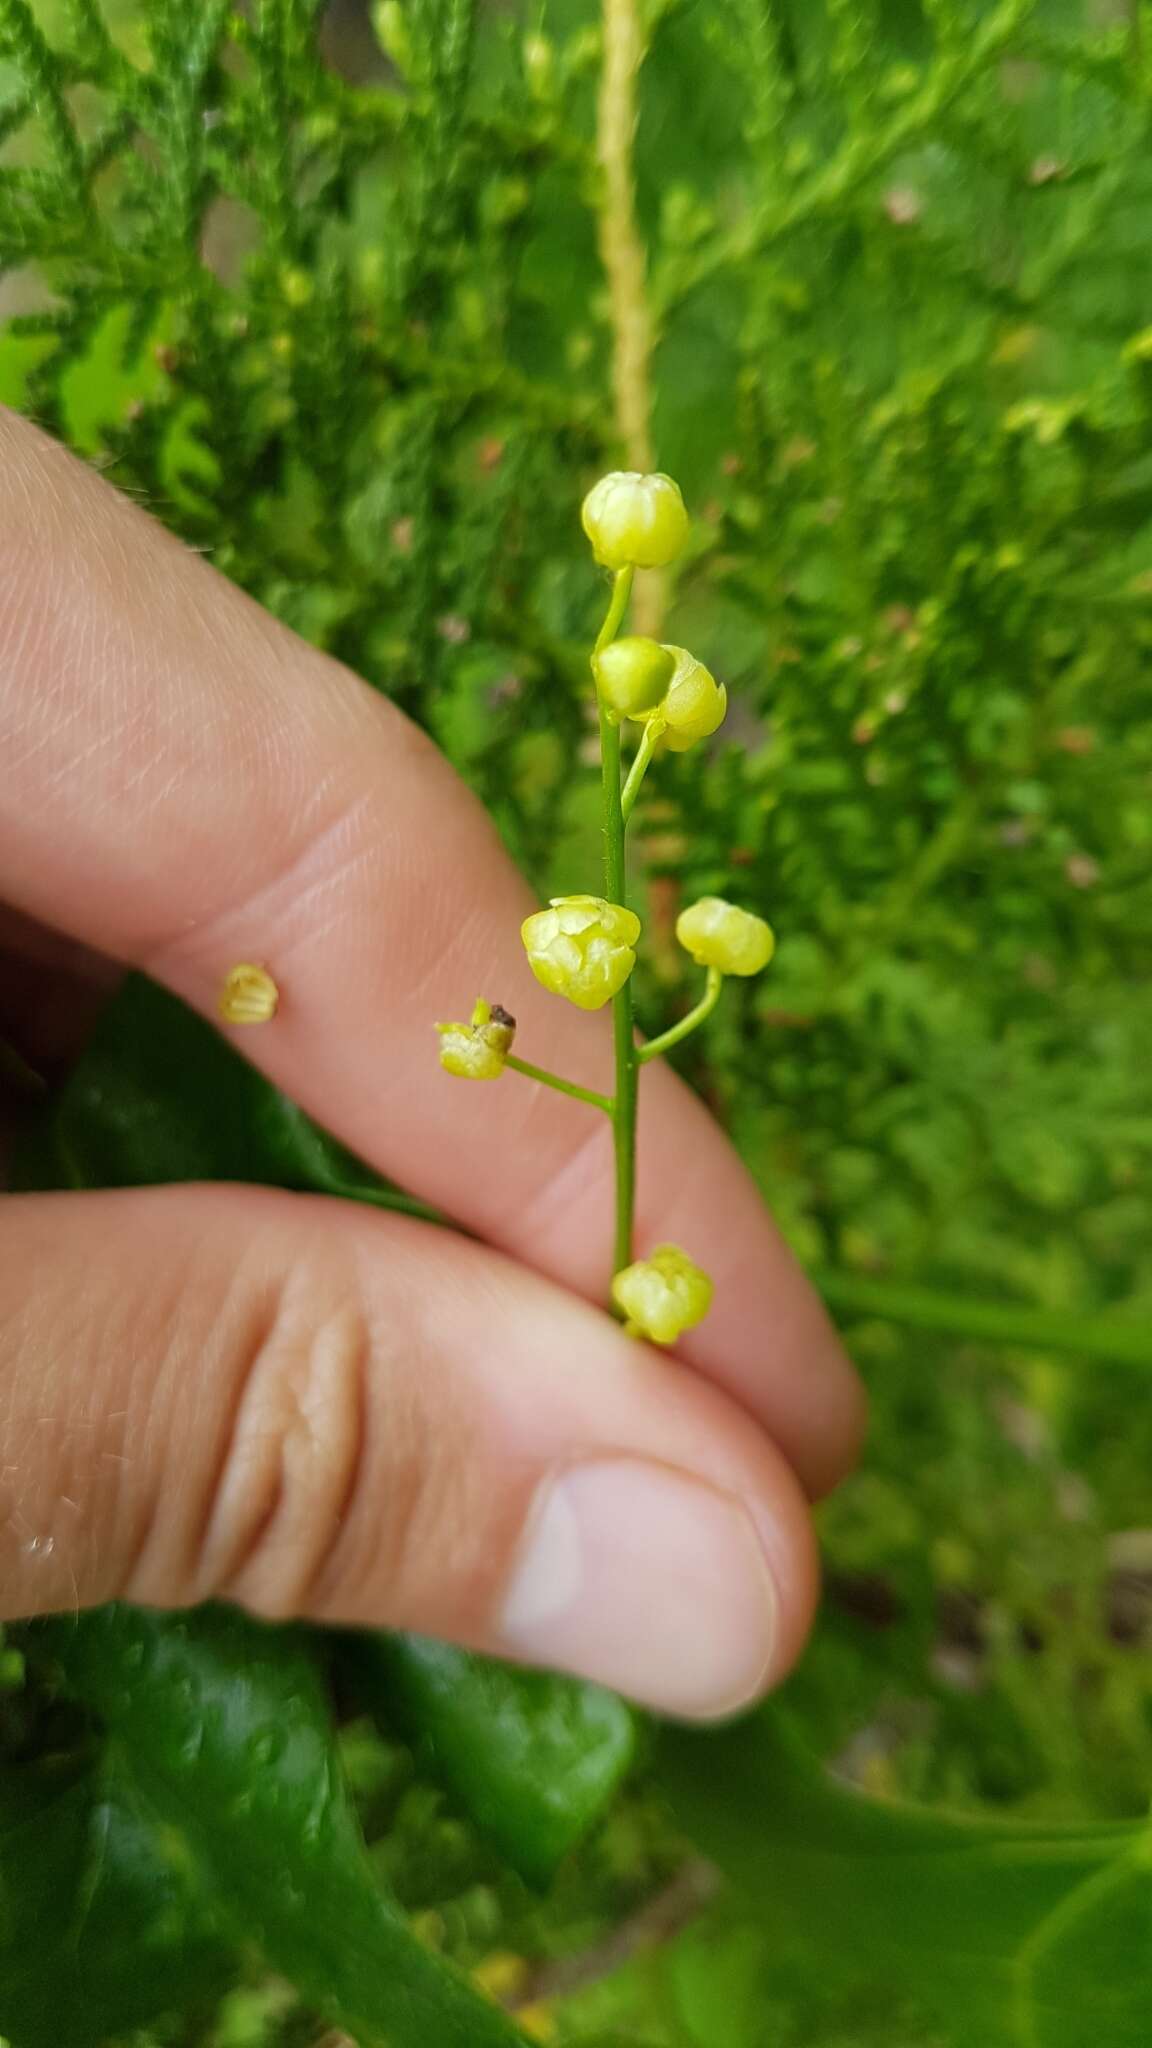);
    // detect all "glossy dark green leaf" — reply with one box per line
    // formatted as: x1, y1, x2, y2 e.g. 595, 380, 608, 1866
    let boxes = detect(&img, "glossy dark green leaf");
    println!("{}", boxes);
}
37, 1603, 525, 2047
11, 971, 436, 1219
0, 1746, 231, 2048
659, 1708, 1152, 2048
346, 1631, 638, 1885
